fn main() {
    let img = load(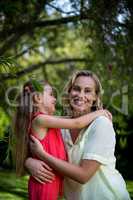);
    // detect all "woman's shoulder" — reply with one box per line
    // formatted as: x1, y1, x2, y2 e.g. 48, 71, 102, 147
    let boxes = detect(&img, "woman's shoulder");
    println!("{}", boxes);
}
90, 115, 113, 130
95, 115, 112, 123
84, 116, 115, 141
